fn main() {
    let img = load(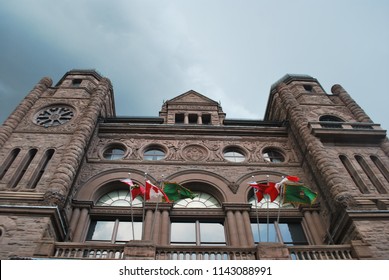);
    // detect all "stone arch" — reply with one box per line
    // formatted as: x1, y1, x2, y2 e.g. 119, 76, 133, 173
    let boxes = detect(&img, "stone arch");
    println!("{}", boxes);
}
164, 169, 231, 204
236, 171, 291, 203
75, 168, 155, 203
